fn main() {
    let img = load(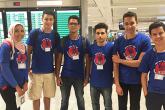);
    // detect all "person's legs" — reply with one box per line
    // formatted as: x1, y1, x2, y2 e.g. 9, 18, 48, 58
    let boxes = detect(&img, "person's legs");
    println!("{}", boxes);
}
163, 94, 165, 110
90, 85, 100, 110
33, 99, 40, 110
118, 83, 129, 110
44, 97, 50, 110
129, 84, 141, 110
60, 77, 72, 110
0, 87, 19, 110
43, 73, 56, 110
73, 78, 85, 110
146, 92, 162, 110
101, 87, 112, 110
28, 74, 43, 110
